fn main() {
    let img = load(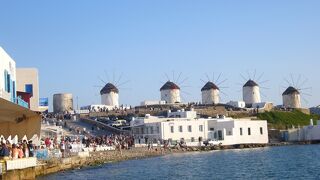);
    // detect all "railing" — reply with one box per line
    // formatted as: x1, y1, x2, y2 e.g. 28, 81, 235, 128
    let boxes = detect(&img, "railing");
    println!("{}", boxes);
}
14, 97, 29, 109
